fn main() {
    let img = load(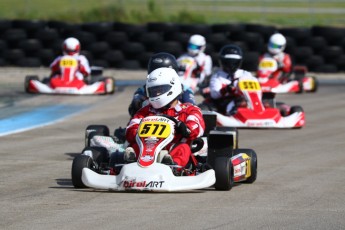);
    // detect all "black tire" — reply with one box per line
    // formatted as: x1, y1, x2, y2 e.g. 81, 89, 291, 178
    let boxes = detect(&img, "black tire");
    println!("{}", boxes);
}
24, 75, 39, 93
118, 60, 141, 70
18, 39, 43, 55
71, 155, 93, 188
4, 49, 25, 63
214, 156, 234, 191
85, 125, 110, 147
290, 105, 304, 114
102, 50, 124, 66
104, 77, 115, 94
17, 57, 42, 67
233, 149, 257, 184
309, 76, 318, 93
105, 31, 128, 48
121, 42, 146, 59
